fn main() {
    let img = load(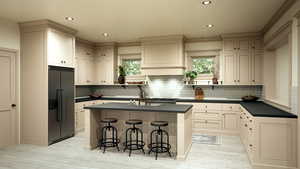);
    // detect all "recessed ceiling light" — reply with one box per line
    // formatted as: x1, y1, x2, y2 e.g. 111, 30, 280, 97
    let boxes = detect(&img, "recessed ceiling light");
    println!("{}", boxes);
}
65, 17, 74, 21
102, 33, 109, 37
202, 0, 212, 5
206, 24, 214, 28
